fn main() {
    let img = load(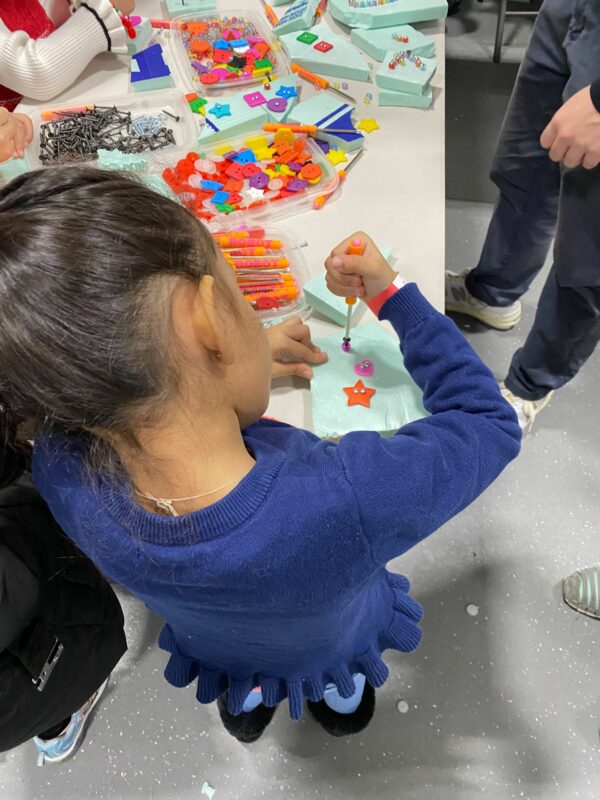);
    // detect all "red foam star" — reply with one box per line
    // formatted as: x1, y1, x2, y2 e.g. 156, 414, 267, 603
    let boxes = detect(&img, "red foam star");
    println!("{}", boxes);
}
343, 379, 376, 408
